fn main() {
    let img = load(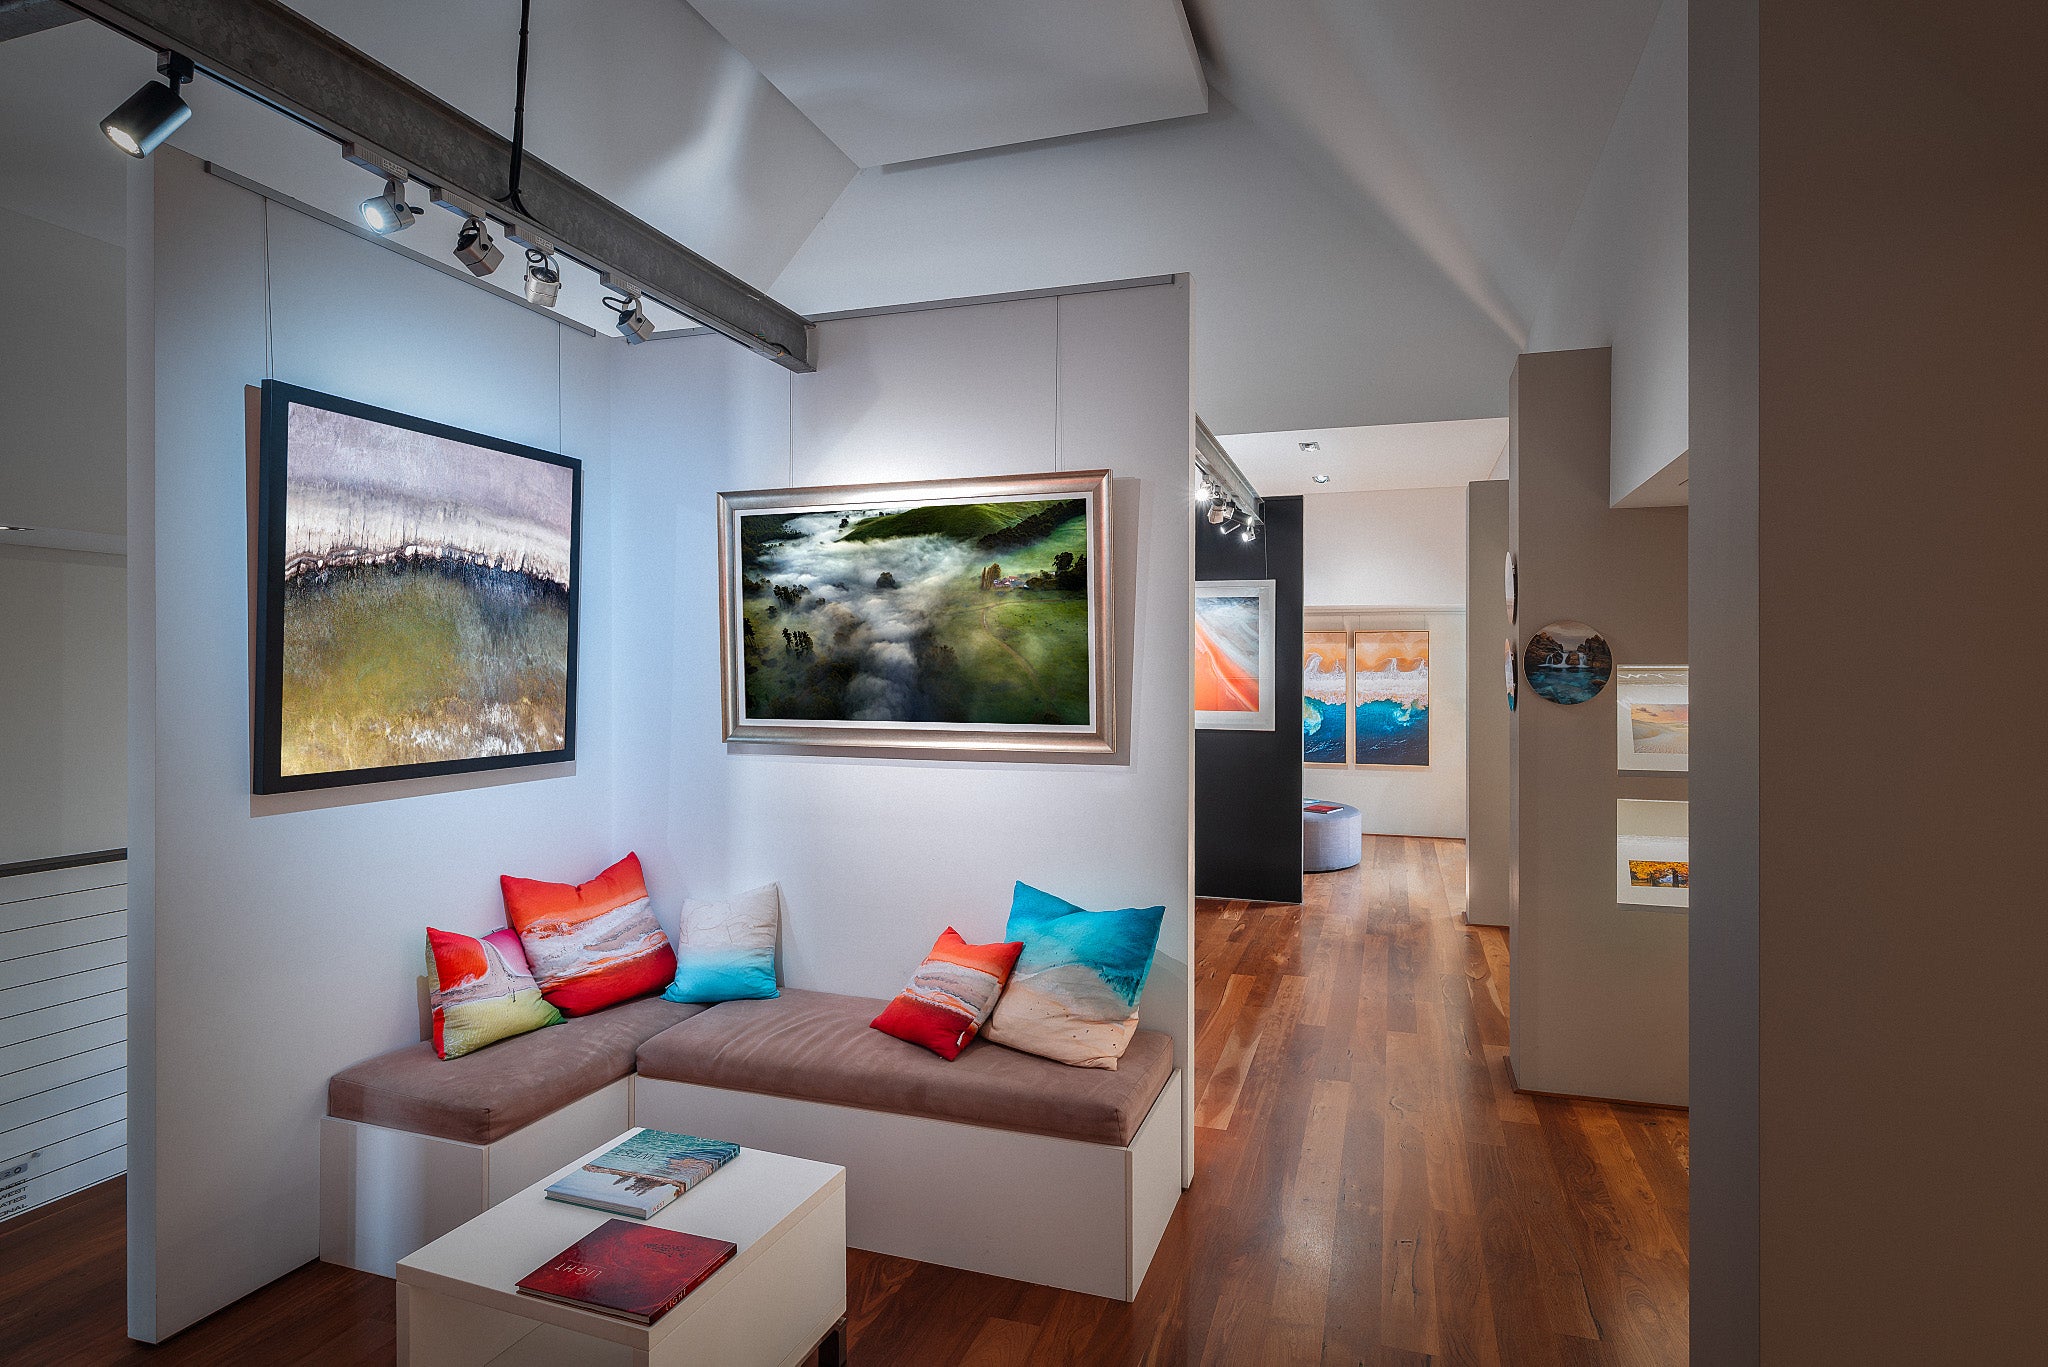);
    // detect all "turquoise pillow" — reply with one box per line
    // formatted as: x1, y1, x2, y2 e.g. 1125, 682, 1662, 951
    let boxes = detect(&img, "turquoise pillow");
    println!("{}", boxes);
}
663, 883, 781, 1003
980, 882, 1165, 1069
